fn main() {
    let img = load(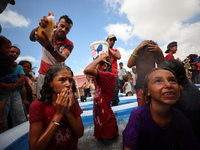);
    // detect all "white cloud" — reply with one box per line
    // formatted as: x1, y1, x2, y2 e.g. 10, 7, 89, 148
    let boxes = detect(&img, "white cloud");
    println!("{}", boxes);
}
104, 0, 200, 60
104, 23, 134, 44
0, 9, 30, 28
17, 56, 39, 63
